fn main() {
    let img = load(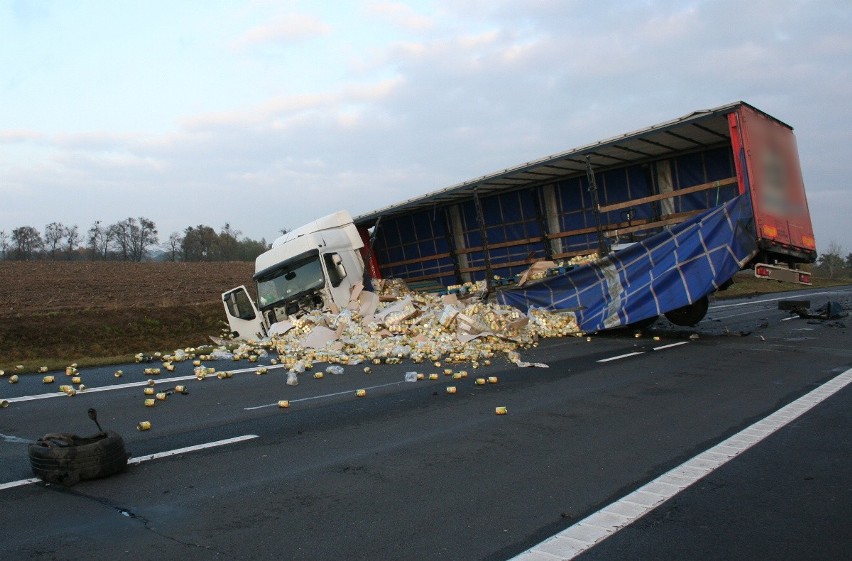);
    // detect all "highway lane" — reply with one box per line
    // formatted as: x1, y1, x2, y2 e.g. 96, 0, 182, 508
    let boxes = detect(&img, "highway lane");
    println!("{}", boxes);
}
574, 380, 852, 561
0, 286, 850, 560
